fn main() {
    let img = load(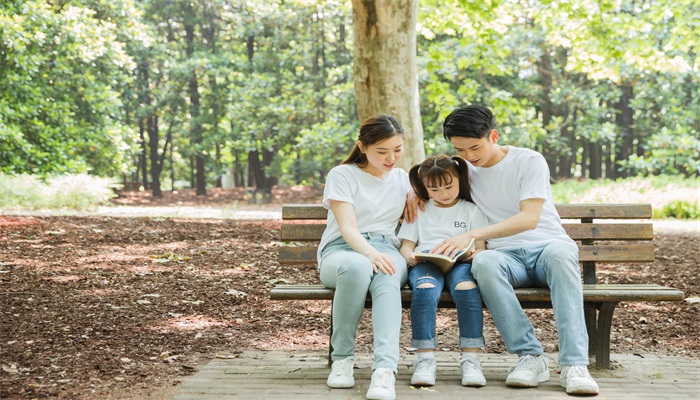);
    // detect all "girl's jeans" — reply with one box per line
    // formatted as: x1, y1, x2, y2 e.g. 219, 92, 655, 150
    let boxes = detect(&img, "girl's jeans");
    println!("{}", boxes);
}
408, 261, 485, 350
319, 233, 407, 373
471, 242, 589, 366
